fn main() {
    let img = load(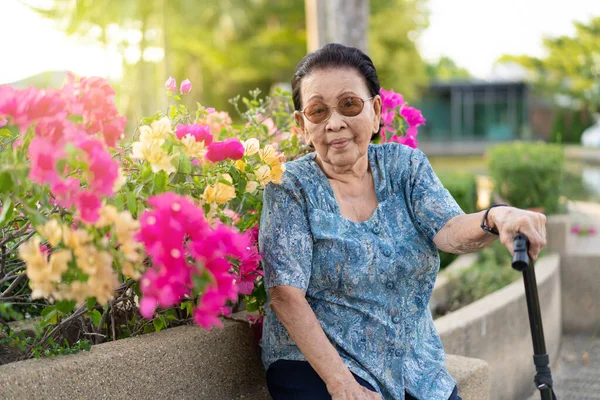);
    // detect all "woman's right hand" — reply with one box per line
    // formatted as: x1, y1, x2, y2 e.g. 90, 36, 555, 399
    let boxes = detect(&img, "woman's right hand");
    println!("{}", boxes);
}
329, 379, 382, 400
